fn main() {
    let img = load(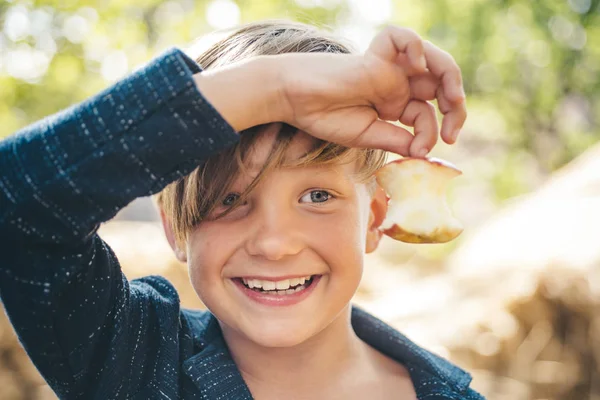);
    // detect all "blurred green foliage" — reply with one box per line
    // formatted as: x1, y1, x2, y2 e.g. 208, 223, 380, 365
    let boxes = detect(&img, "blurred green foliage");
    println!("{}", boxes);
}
1, 0, 599, 201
